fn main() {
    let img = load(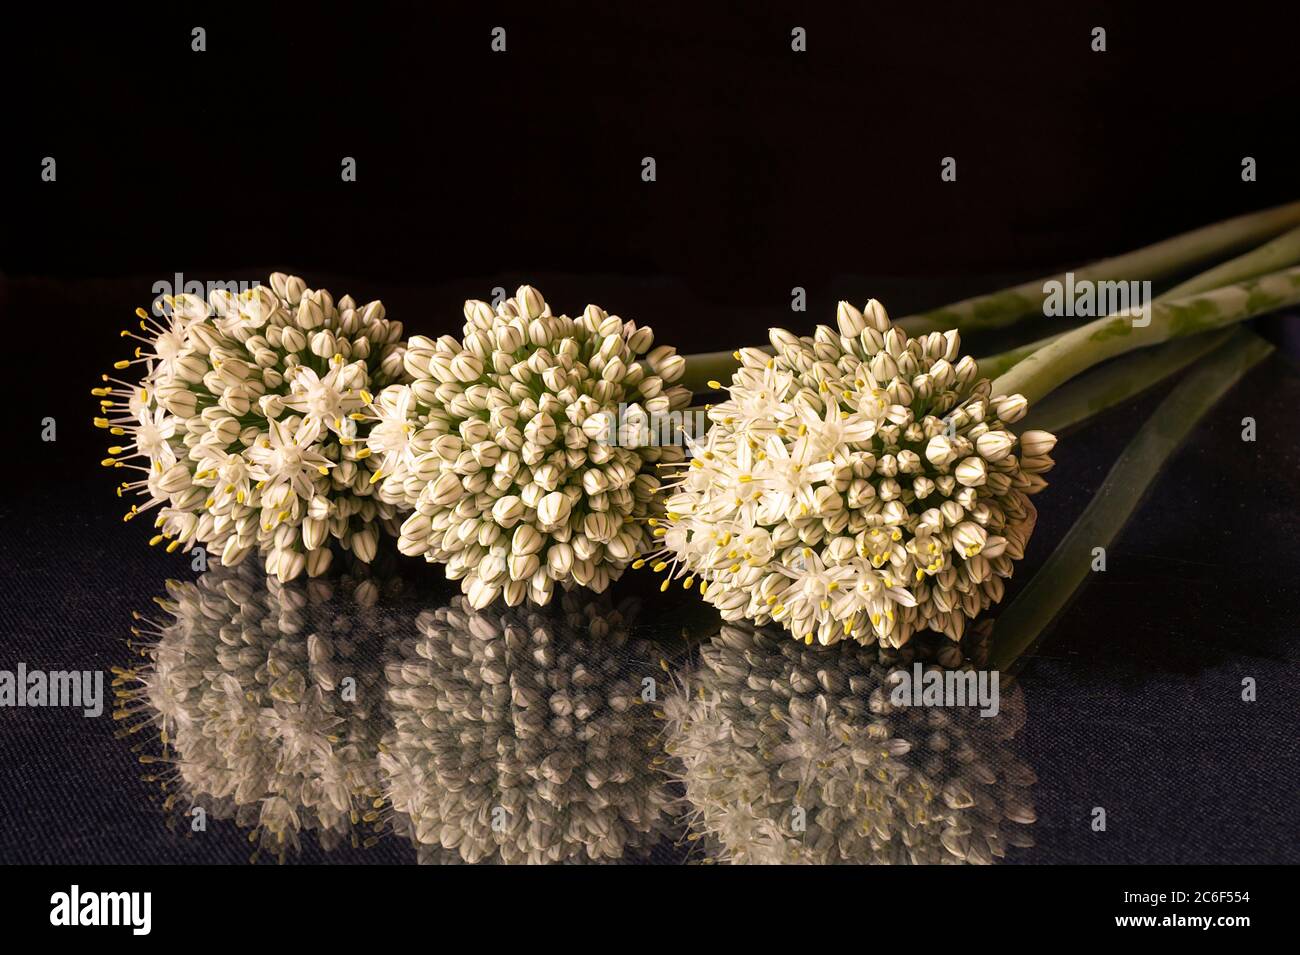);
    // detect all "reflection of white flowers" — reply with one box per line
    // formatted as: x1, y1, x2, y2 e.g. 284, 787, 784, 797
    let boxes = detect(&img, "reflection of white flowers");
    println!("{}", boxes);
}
96, 274, 409, 581
663, 623, 1036, 864
649, 300, 1057, 648
381, 592, 676, 864
372, 286, 690, 608
121, 560, 396, 860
